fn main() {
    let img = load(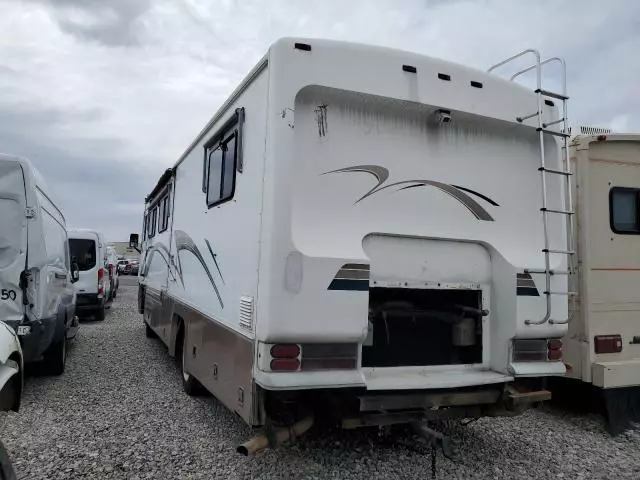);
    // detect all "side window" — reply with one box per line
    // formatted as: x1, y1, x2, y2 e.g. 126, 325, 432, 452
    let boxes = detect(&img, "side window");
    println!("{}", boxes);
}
149, 207, 157, 238
203, 108, 243, 207
158, 194, 170, 233
610, 187, 640, 234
